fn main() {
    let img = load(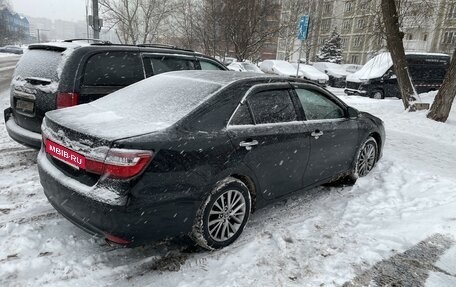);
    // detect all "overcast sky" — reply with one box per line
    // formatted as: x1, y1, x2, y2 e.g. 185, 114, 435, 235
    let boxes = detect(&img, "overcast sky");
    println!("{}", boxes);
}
10, 0, 87, 22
